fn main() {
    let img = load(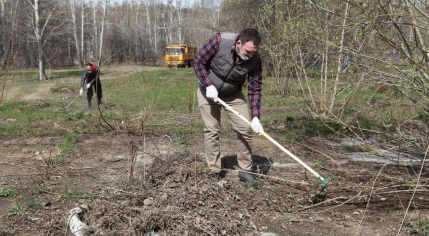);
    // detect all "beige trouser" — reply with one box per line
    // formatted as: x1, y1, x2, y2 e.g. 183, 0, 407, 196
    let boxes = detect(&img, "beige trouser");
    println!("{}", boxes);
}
197, 87, 253, 172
